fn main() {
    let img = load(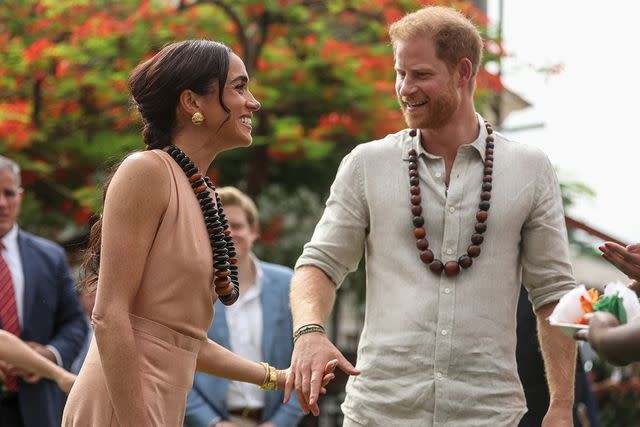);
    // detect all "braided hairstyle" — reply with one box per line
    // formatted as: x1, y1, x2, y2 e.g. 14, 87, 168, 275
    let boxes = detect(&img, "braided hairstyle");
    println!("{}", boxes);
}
78, 40, 232, 293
